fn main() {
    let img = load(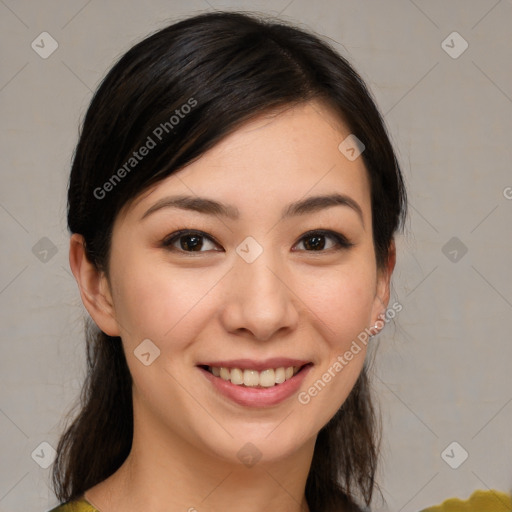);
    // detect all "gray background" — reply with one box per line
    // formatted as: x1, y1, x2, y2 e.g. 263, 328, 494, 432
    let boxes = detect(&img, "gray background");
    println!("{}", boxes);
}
1, 1, 511, 511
